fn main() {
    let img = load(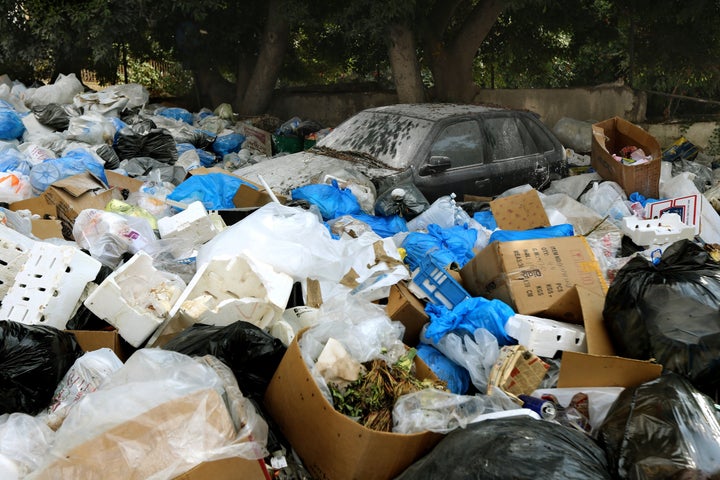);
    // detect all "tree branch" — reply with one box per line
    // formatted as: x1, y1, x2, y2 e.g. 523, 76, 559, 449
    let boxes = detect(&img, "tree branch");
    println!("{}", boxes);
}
450, 0, 508, 56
